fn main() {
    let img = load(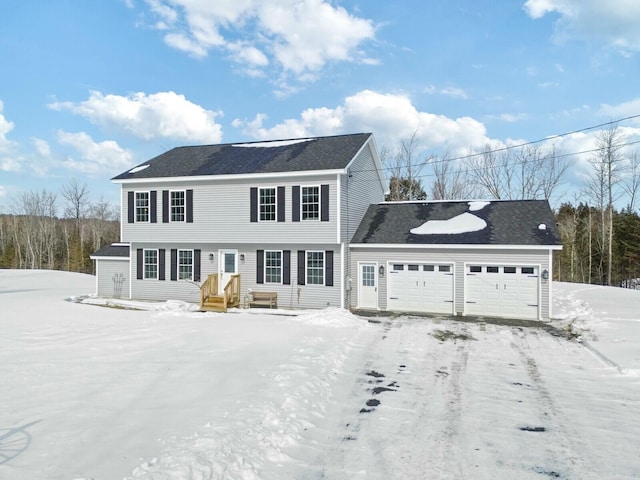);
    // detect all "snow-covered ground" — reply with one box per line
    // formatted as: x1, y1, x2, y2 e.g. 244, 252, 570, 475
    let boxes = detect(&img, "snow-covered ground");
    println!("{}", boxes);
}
0, 270, 638, 479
